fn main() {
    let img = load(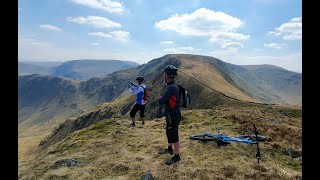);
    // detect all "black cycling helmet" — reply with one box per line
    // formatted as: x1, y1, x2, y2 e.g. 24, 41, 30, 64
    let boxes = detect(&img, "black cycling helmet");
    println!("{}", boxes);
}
164, 65, 178, 75
136, 76, 144, 81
